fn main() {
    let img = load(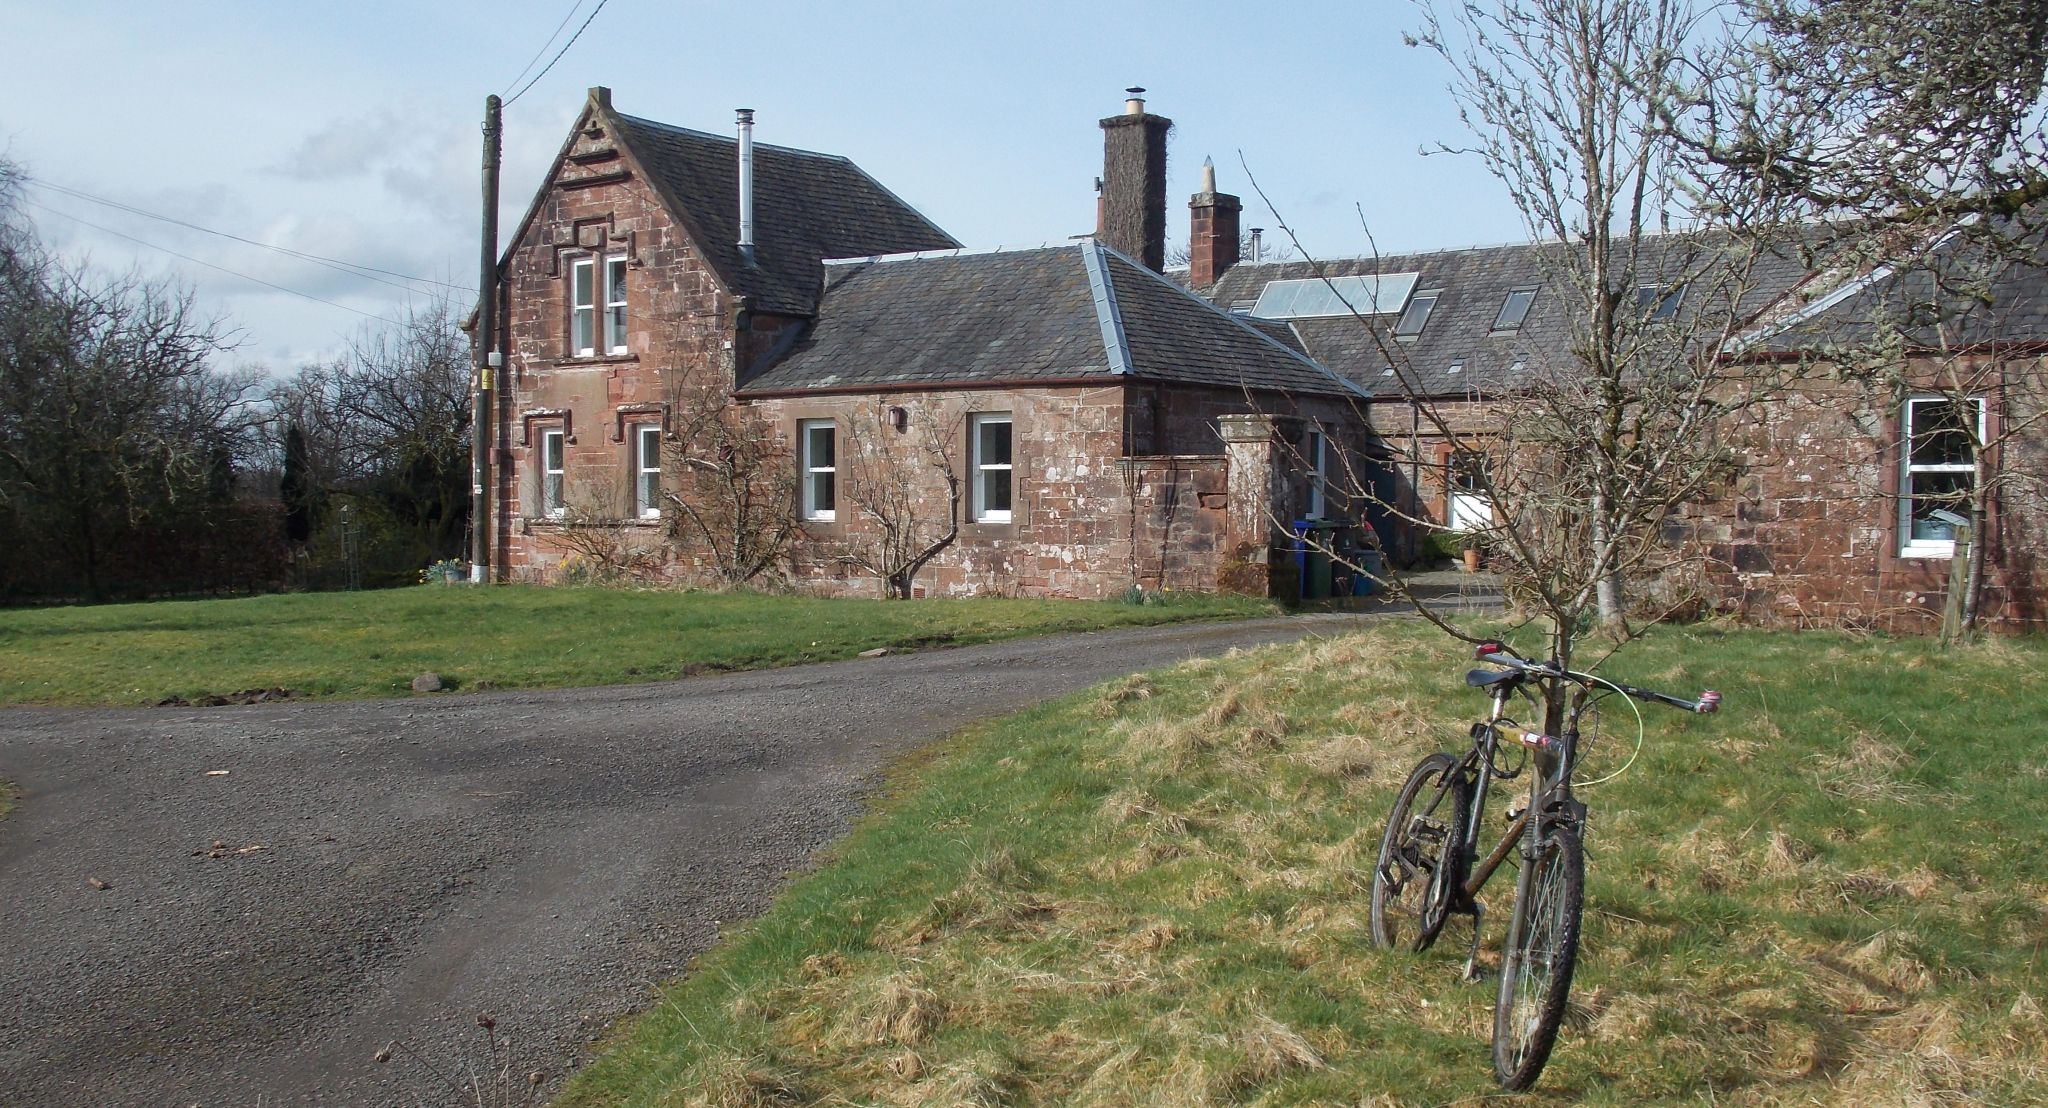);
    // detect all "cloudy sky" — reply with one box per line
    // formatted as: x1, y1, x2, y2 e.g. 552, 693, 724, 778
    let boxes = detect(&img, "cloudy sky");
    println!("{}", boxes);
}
3, 0, 1526, 374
